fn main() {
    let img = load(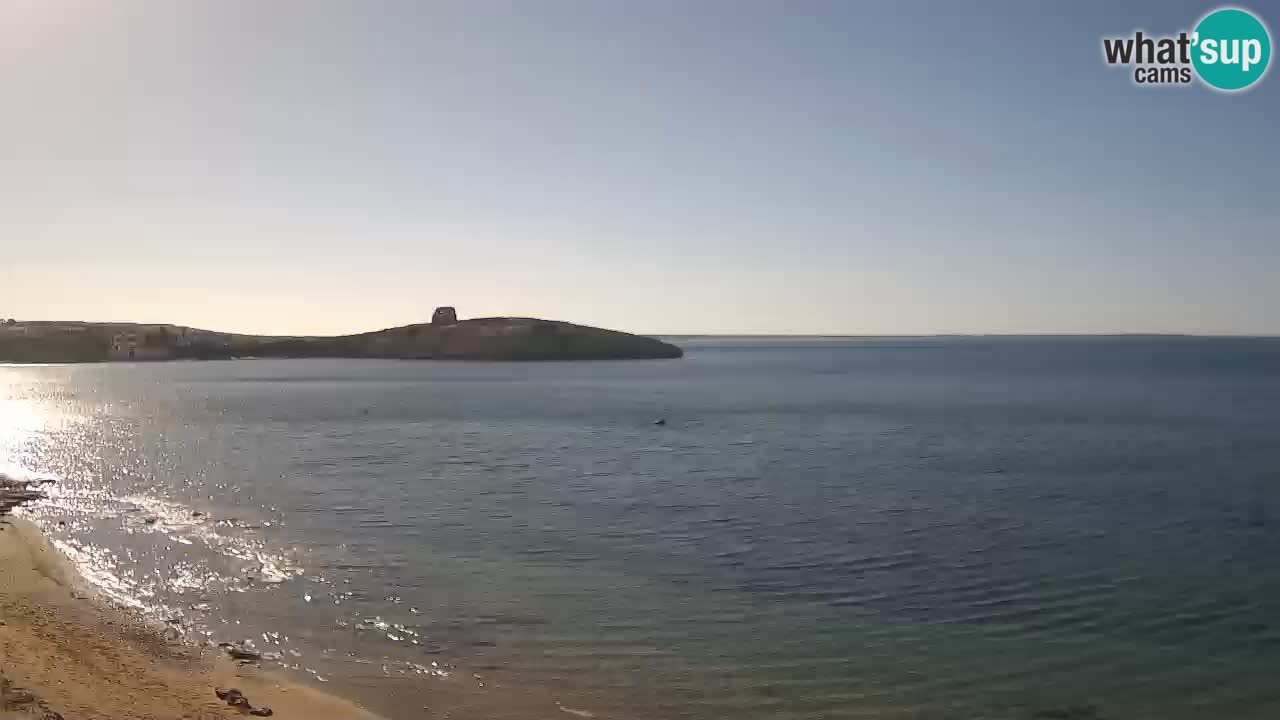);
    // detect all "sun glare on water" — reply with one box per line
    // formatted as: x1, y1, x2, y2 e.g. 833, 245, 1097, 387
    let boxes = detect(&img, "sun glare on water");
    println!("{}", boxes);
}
0, 372, 62, 480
